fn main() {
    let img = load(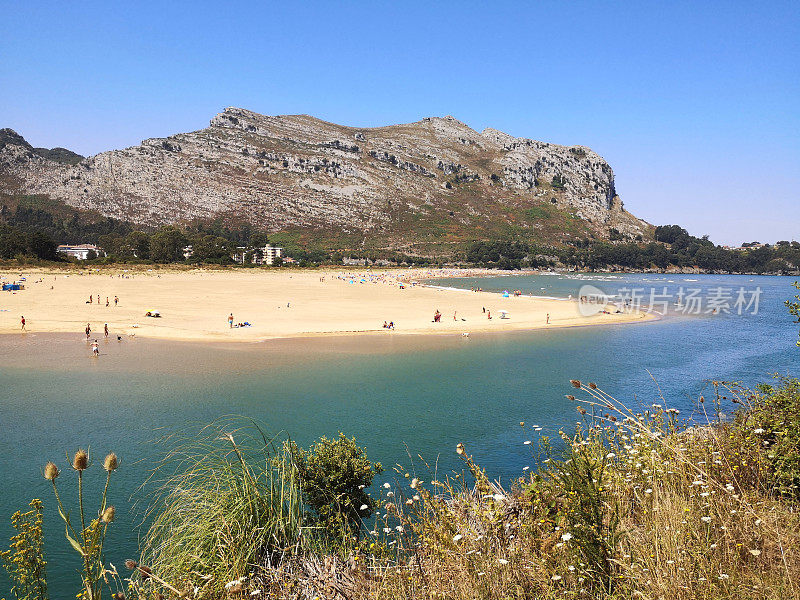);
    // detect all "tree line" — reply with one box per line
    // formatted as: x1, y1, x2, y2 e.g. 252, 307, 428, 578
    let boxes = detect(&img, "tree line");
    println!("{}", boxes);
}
2, 202, 798, 273
465, 226, 800, 273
